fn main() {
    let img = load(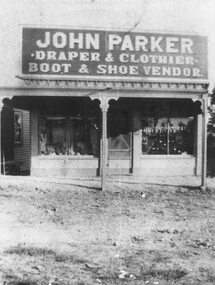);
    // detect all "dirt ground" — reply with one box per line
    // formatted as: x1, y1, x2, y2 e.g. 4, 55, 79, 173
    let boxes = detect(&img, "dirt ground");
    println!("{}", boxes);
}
0, 175, 215, 285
